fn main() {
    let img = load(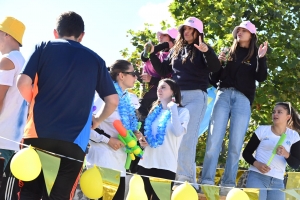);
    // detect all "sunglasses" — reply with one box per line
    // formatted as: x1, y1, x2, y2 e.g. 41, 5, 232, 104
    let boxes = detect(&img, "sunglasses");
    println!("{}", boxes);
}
121, 71, 137, 77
